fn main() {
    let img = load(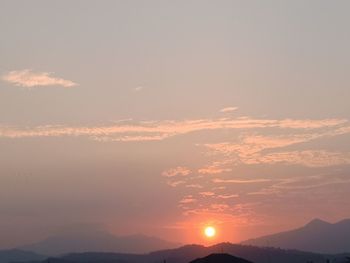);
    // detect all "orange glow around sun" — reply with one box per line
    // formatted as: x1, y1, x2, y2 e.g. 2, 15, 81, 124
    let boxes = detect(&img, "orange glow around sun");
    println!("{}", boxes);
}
204, 226, 216, 238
